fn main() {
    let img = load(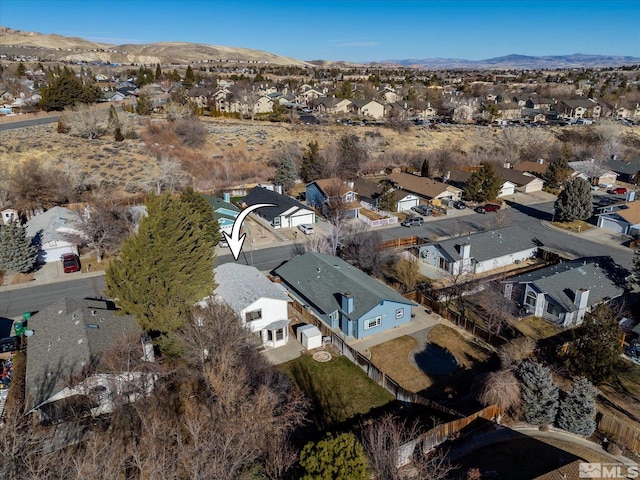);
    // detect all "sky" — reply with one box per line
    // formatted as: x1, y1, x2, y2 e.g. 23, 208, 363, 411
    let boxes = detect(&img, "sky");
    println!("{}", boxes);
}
2, 0, 639, 62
